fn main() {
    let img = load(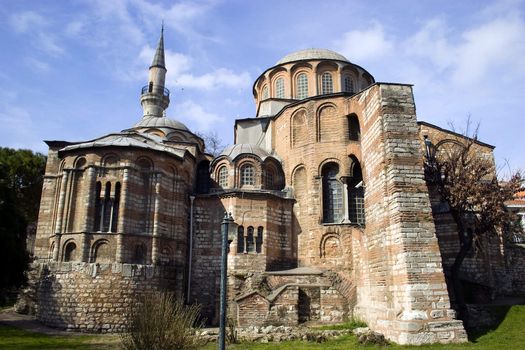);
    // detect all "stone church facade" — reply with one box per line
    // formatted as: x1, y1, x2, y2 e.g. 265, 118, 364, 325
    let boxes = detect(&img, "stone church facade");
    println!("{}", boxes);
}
26, 29, 523, 345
